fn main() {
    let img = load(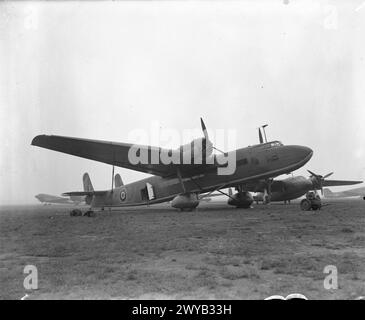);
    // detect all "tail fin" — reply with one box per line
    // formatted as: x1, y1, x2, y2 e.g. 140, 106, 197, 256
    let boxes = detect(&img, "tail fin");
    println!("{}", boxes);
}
323, 188, 333, 198
83, 173, 94, 192
114, 174, 124, 188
